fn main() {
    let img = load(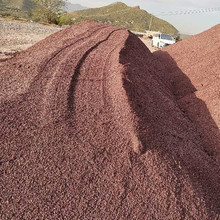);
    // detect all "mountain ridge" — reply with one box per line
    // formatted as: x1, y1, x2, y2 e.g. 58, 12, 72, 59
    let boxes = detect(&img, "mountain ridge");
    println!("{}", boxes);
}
63, 3, 87, 12
1, 0, 35, 11
65, 2, 178, 34
1, 0, 87, 12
